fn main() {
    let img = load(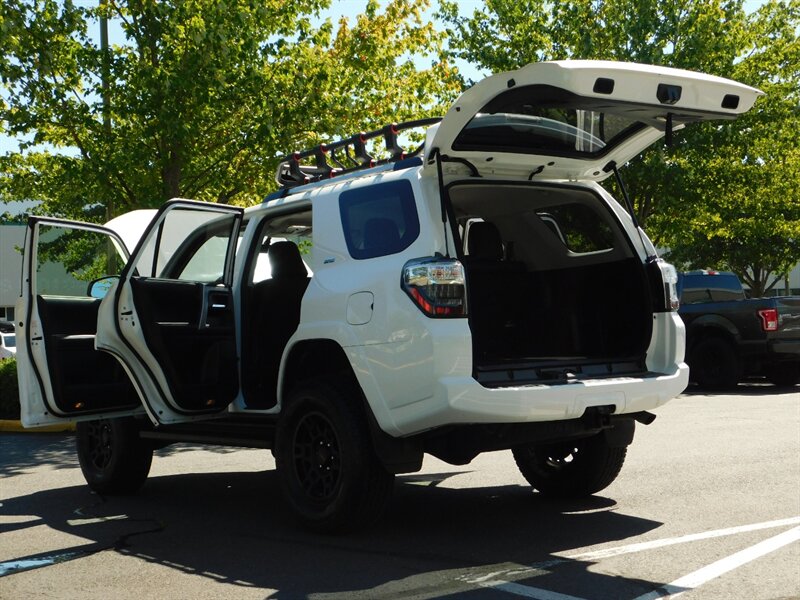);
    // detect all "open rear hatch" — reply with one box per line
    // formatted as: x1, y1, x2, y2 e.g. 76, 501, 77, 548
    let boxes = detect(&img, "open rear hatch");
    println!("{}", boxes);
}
424, 60, 762, 181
